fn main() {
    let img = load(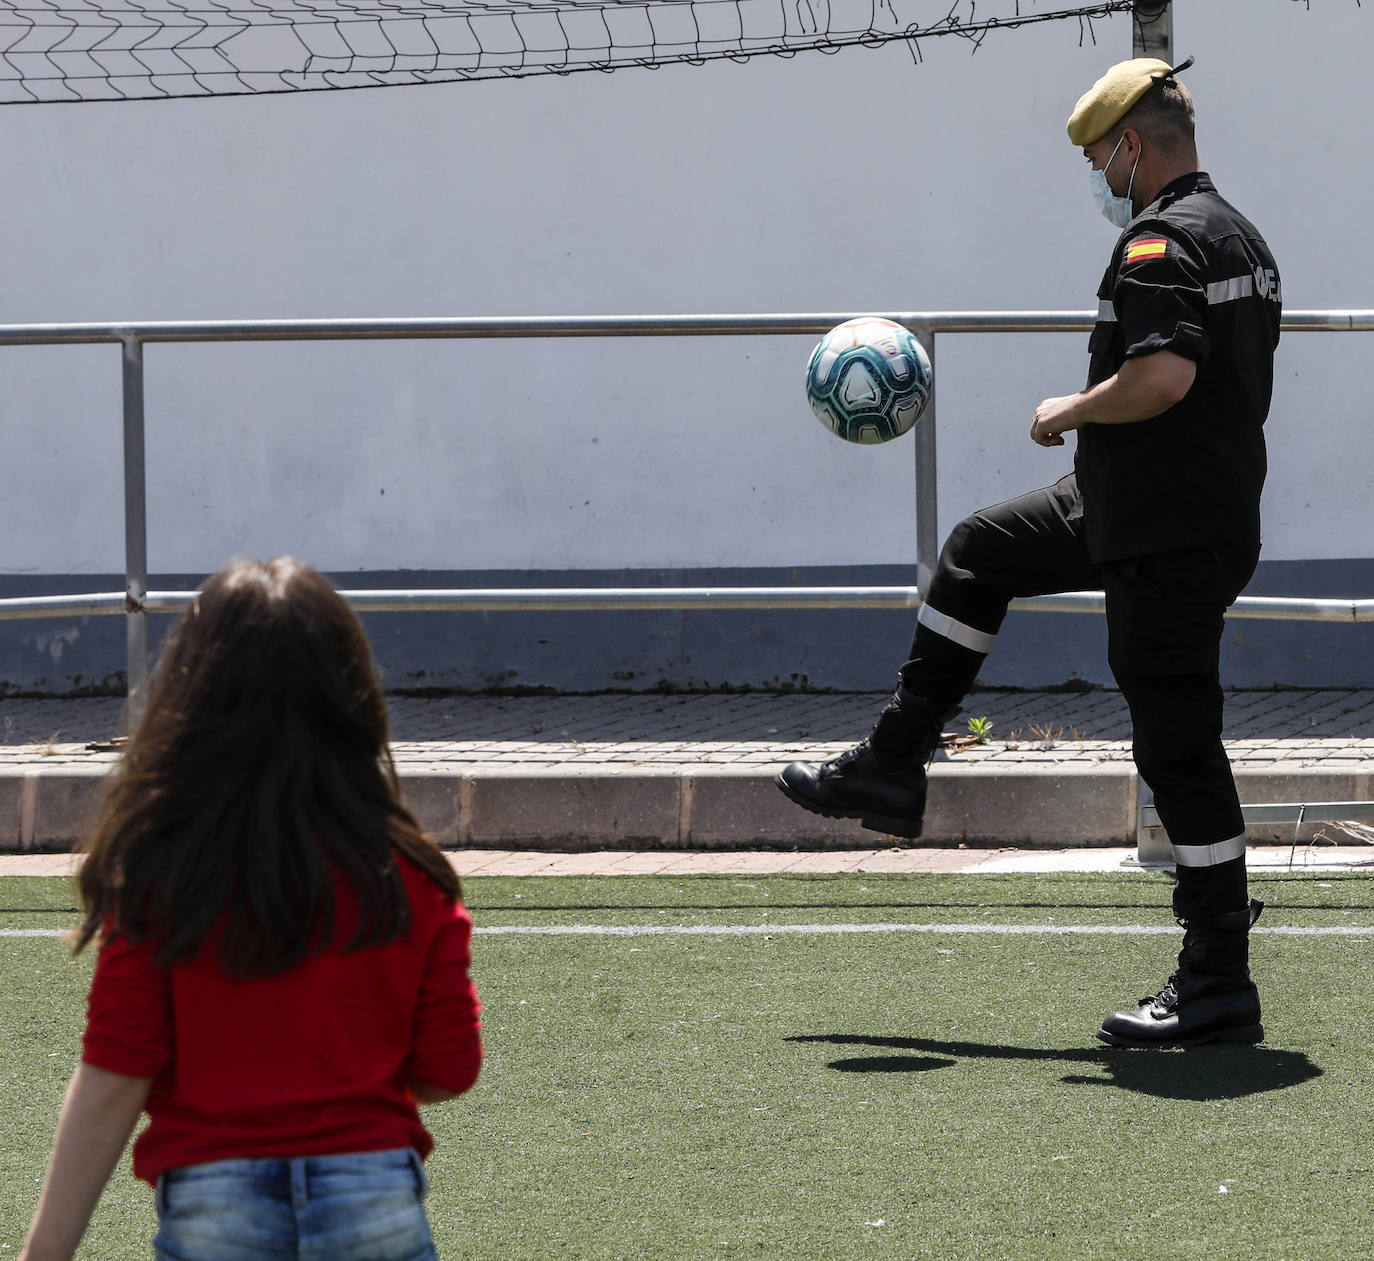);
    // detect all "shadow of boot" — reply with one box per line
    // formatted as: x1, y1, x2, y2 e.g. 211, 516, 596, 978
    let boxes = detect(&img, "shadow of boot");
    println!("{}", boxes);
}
787, 1033, 1322, 1100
